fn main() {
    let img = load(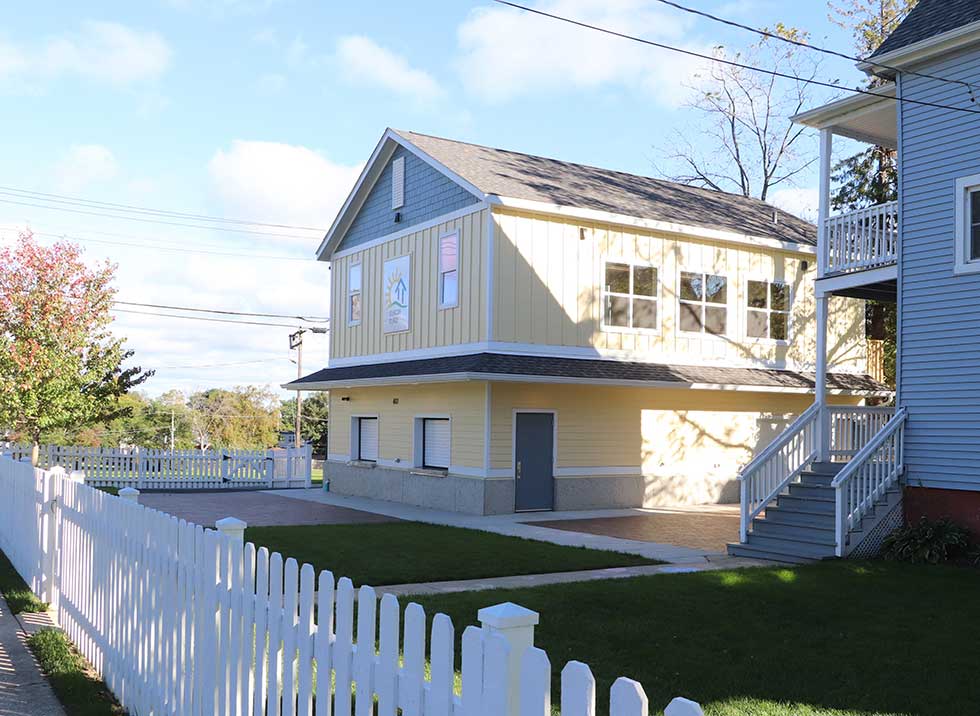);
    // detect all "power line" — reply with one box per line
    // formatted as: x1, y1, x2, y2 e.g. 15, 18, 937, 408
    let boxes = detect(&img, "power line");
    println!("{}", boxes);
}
0, 185, 327, 232
642, 0, 978, 100
28, 229, 314, 262
115, 301, 330, 323
492, 0, 980, 116
0, 197, 324, 240
154, 357, 290, 369
111, 307, 312, 329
